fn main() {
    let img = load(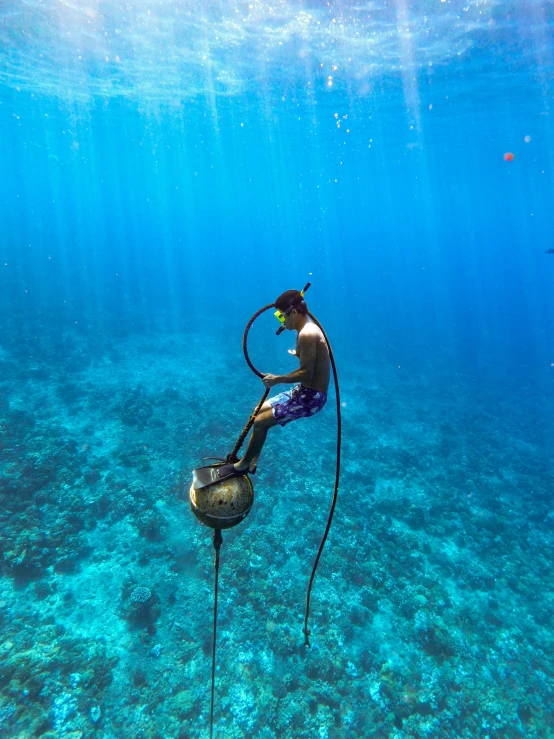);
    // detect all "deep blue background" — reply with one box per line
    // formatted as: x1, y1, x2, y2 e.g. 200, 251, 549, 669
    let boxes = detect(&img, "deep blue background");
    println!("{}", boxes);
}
2, 9, 554, 735
1, 67, 553, 390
